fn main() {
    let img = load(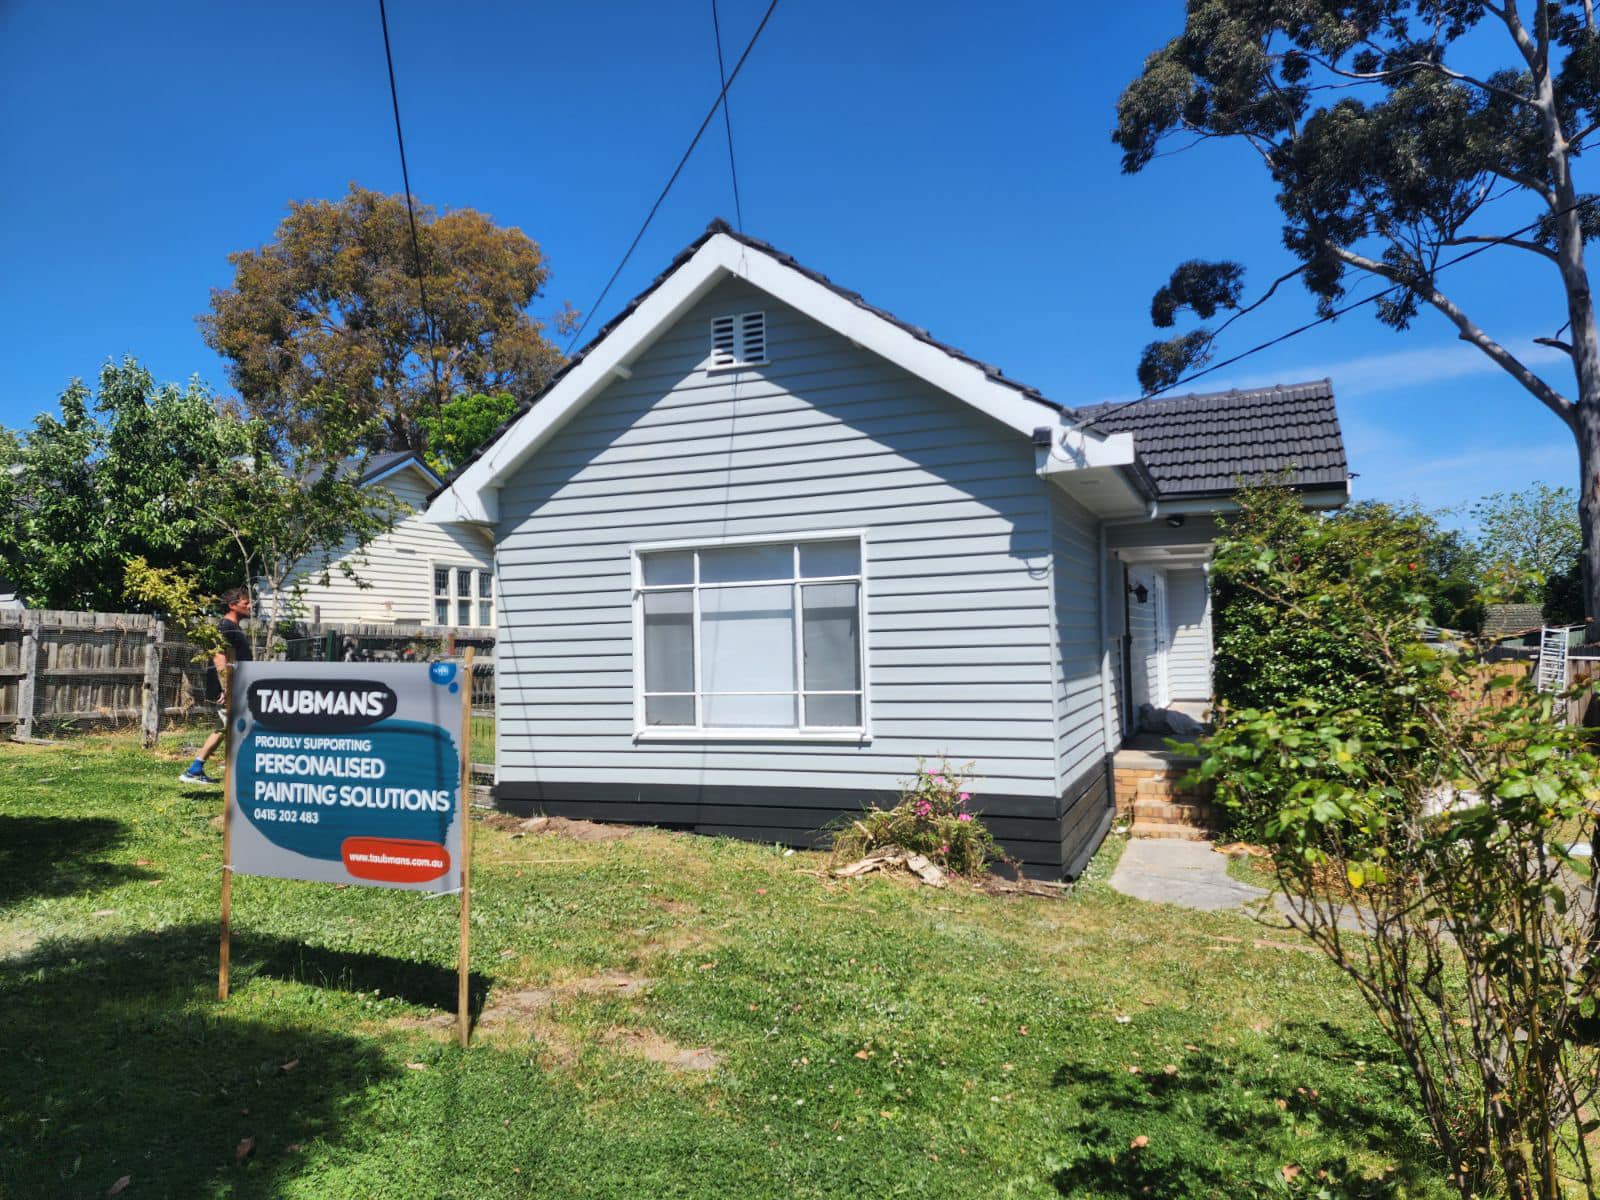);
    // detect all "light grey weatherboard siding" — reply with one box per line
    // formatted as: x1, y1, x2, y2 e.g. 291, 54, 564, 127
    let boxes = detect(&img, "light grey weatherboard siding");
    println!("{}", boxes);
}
1048, 485, 1112, 795
493, 276, 1061, 807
